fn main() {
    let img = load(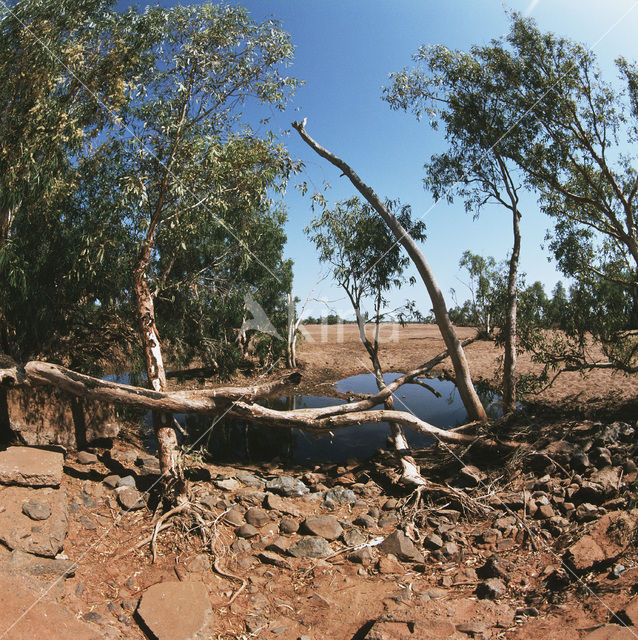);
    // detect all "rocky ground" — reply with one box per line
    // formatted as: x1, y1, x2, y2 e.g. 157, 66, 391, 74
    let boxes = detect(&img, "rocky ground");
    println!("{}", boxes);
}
1, 413, 638, 639
1, 324, 638, 639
